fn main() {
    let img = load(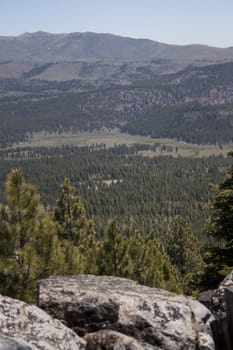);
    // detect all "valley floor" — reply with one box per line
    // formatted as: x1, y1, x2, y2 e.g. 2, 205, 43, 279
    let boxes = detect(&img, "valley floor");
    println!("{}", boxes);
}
10, 130, 232, 158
